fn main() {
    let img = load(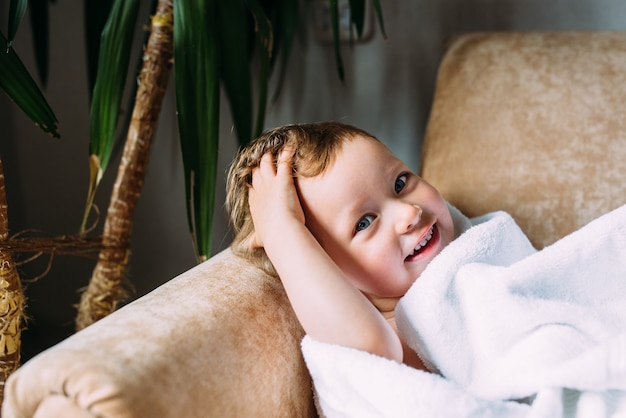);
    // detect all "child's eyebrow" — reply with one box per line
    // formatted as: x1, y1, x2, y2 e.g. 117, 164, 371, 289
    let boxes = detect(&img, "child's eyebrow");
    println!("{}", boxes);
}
340, 196, 370, 232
